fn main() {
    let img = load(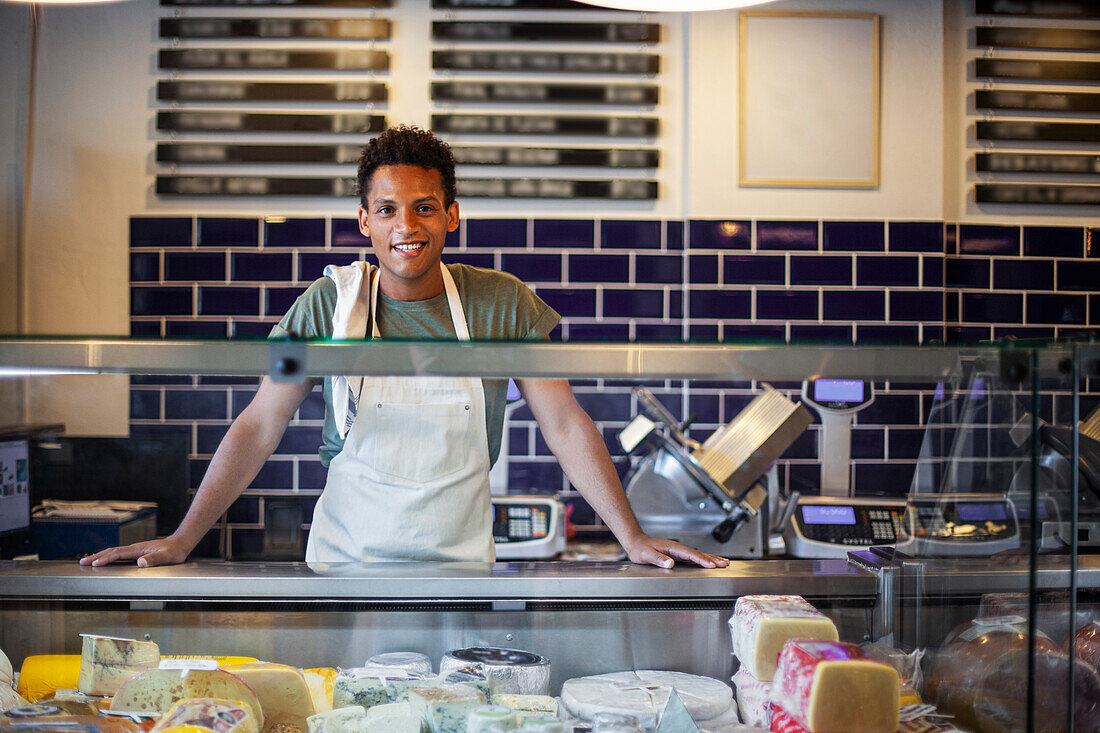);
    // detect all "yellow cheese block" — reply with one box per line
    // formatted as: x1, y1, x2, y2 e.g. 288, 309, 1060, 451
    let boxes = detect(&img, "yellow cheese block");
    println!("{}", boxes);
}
302, 669, 335, 714
223, 662, 316, 733
17, 656, 81, 703
78, 635, 161, 697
